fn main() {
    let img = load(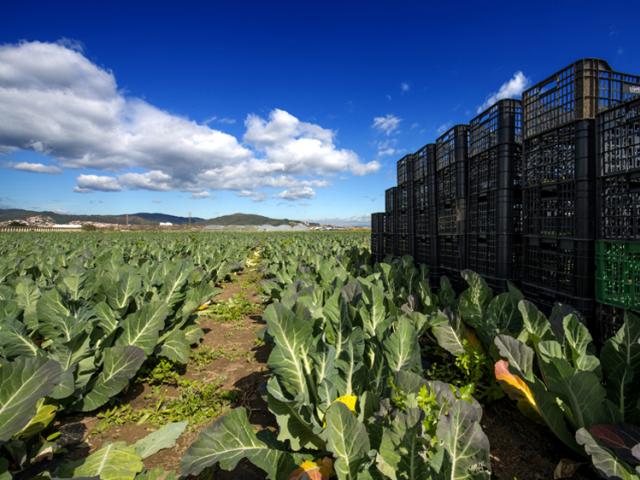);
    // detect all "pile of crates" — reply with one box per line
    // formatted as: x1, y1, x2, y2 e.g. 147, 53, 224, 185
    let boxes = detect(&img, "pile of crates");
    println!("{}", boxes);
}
520, 59, 640, 329
595, 96, 640, 338
370, 58, 640, 342
413, 144, 438, 279
467, 100, 522, 292
435, 125, 468, 291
